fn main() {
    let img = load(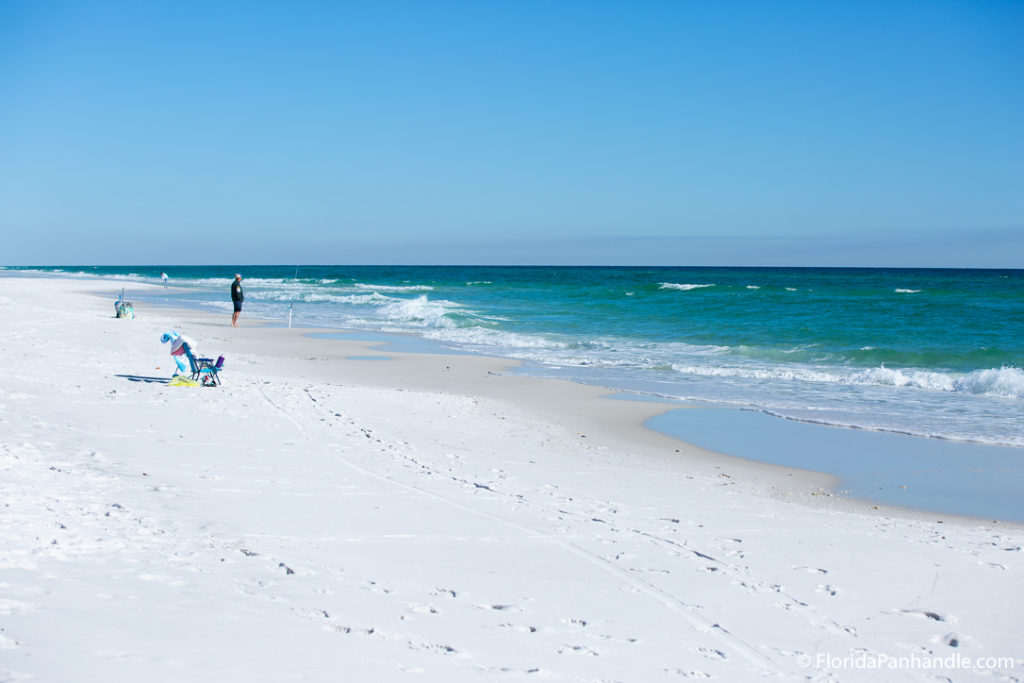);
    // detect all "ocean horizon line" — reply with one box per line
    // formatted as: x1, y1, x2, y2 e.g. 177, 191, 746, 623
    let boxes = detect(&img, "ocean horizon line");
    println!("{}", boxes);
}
5, 263, 1023, 272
